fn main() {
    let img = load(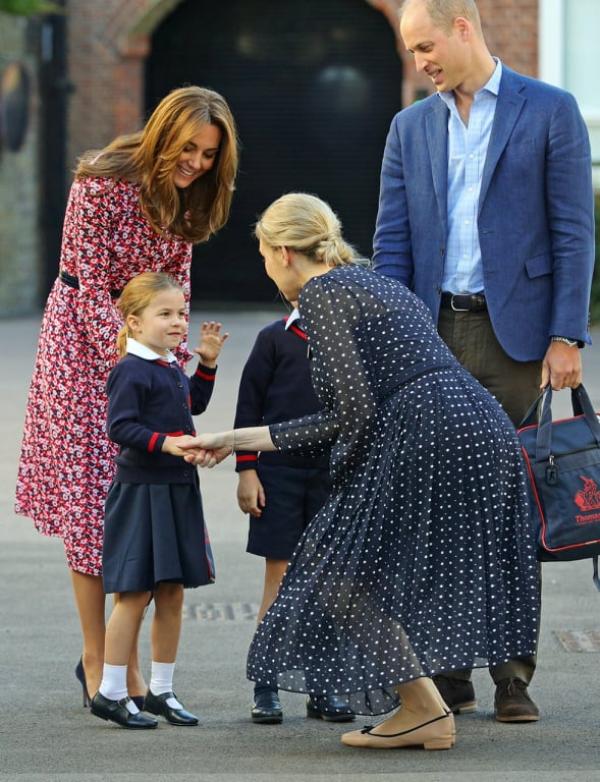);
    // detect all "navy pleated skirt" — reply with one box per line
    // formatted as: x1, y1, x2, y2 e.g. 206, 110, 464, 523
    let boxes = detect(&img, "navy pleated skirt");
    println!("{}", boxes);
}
102, 479, 215, 594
